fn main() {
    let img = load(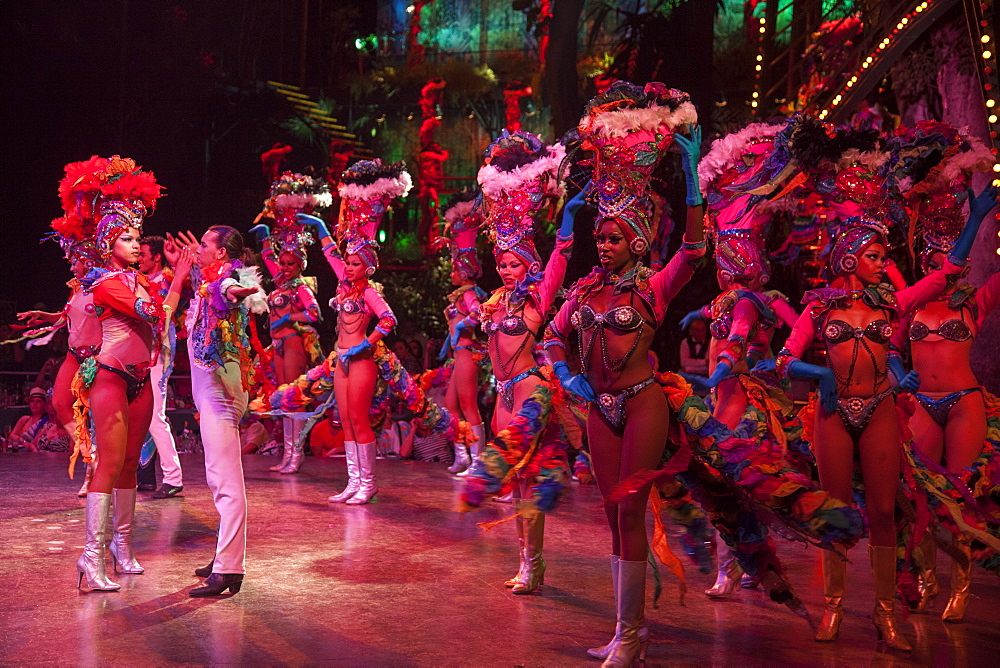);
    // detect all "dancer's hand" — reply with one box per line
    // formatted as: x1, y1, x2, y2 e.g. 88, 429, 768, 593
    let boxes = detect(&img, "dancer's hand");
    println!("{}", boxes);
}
674, 125, 703, 206
249, 223, 271, 242
553, 361, 596, 403
297, 213, 332, 241
164, 230, 199, 266
887, 355, 920, 392
16, 310, 60, 326
681, 362, 730, 391
270, 314, 291, 331
968, 184, 1000, 222
437, 337, 451, 362
559, 181, 591, 238
680, 308, 706, 331
339, 339, 372, 365
751, 359, 776, 374
450, 319, 471, 346
788, 360, 838, 413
